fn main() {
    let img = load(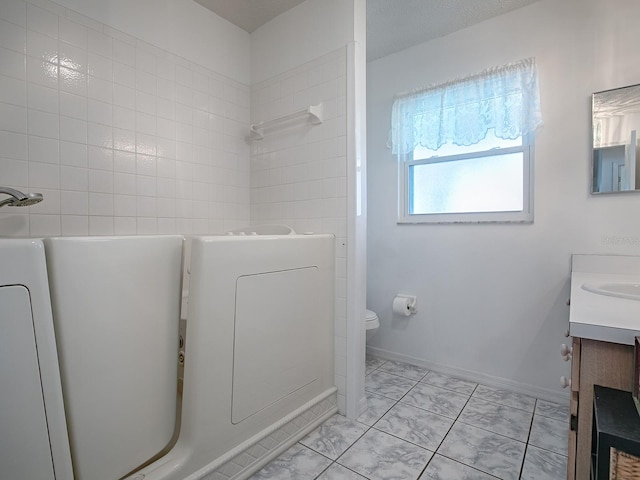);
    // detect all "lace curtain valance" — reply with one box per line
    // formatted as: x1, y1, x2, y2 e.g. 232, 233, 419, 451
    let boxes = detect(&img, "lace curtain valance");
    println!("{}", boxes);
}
391, 58, 543, 155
